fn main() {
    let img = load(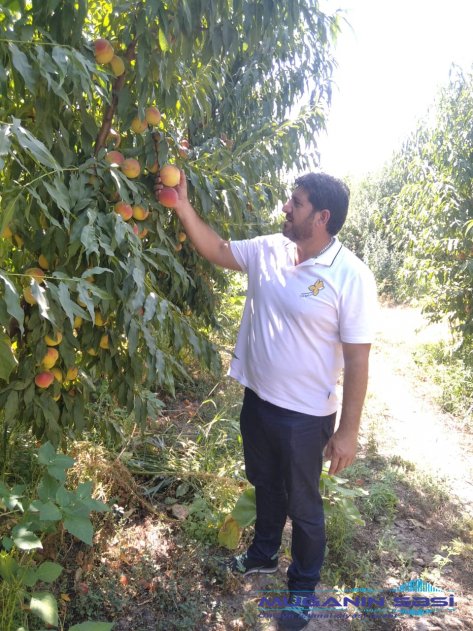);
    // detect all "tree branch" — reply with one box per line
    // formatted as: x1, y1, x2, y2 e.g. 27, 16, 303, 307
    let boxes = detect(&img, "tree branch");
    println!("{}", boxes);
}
94, 41, 137, 156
